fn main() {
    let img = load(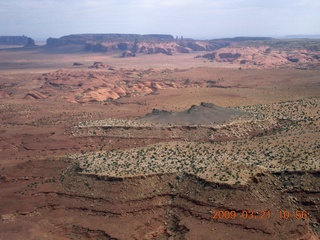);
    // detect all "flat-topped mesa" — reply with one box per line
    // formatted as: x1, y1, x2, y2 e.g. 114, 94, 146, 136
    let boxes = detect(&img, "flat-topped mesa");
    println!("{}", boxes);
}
65, 33, 175, 41
0, 36, 35, 46
45, 33, 230, 54
46, 33, 175, 47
